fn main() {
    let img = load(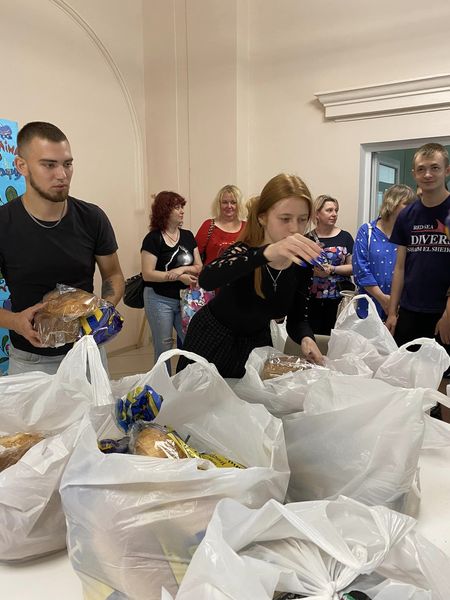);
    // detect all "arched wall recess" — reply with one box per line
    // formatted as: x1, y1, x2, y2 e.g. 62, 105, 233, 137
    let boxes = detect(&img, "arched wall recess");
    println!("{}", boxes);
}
50, 0, 145, 210
315, 73, 450, 122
